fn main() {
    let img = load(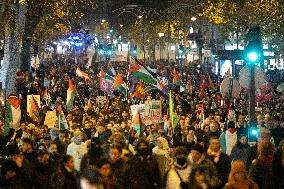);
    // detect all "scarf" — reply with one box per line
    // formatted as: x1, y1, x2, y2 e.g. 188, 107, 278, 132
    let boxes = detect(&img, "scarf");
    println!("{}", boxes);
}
228, 128, 236, 134
207, 148, 222, 163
